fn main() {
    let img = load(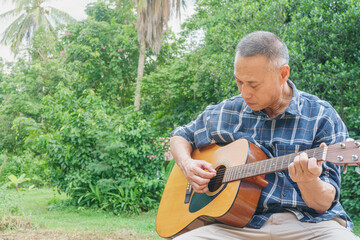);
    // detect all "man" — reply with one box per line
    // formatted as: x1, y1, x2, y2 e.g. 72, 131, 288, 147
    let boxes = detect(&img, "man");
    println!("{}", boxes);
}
170, 31, 358, 239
